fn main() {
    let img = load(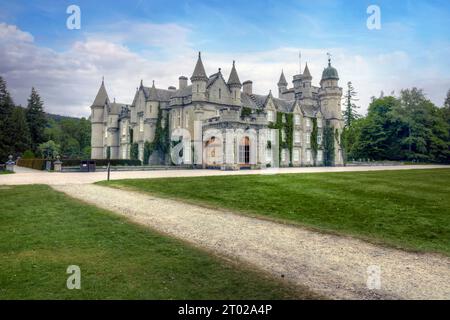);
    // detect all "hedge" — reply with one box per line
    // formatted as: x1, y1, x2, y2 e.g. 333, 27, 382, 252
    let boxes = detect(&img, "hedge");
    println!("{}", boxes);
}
61, 159, 142, 167
17, 159, 142, 170
17, 159, 48, 170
